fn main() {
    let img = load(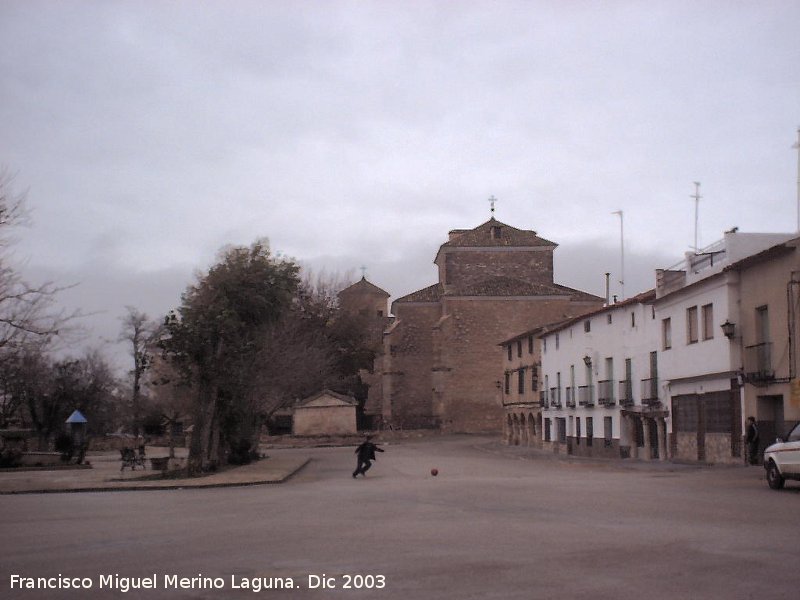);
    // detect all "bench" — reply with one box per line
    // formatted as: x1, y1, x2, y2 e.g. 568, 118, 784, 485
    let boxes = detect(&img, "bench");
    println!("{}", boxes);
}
120, 446, 146, 471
